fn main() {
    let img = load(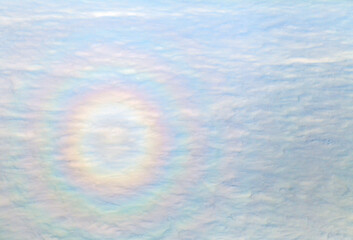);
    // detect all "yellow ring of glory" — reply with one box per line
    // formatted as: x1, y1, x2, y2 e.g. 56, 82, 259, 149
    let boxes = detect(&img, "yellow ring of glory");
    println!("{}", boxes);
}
62, 89, 167, 191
